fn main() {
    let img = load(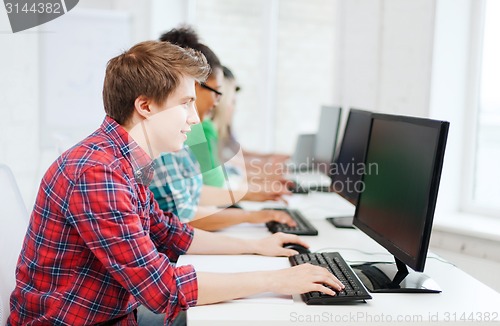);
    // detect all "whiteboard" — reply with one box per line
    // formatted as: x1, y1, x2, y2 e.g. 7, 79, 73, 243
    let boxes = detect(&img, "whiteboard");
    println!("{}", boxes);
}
40, 9, 131, 148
